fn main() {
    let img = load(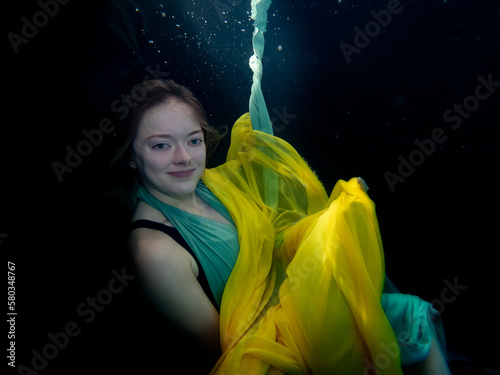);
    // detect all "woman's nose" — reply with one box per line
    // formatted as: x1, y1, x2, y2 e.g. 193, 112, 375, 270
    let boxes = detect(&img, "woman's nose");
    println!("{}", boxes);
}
173, 144, 191, 164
